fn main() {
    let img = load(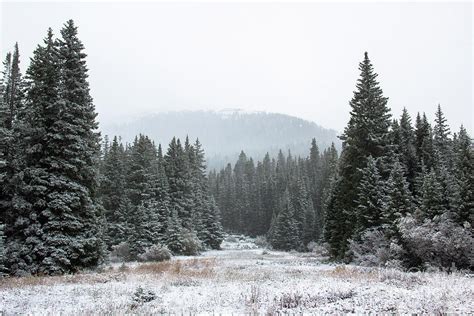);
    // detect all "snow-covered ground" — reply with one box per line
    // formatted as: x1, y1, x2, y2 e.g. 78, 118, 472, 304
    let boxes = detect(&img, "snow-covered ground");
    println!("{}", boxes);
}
1, 236, 473, 314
